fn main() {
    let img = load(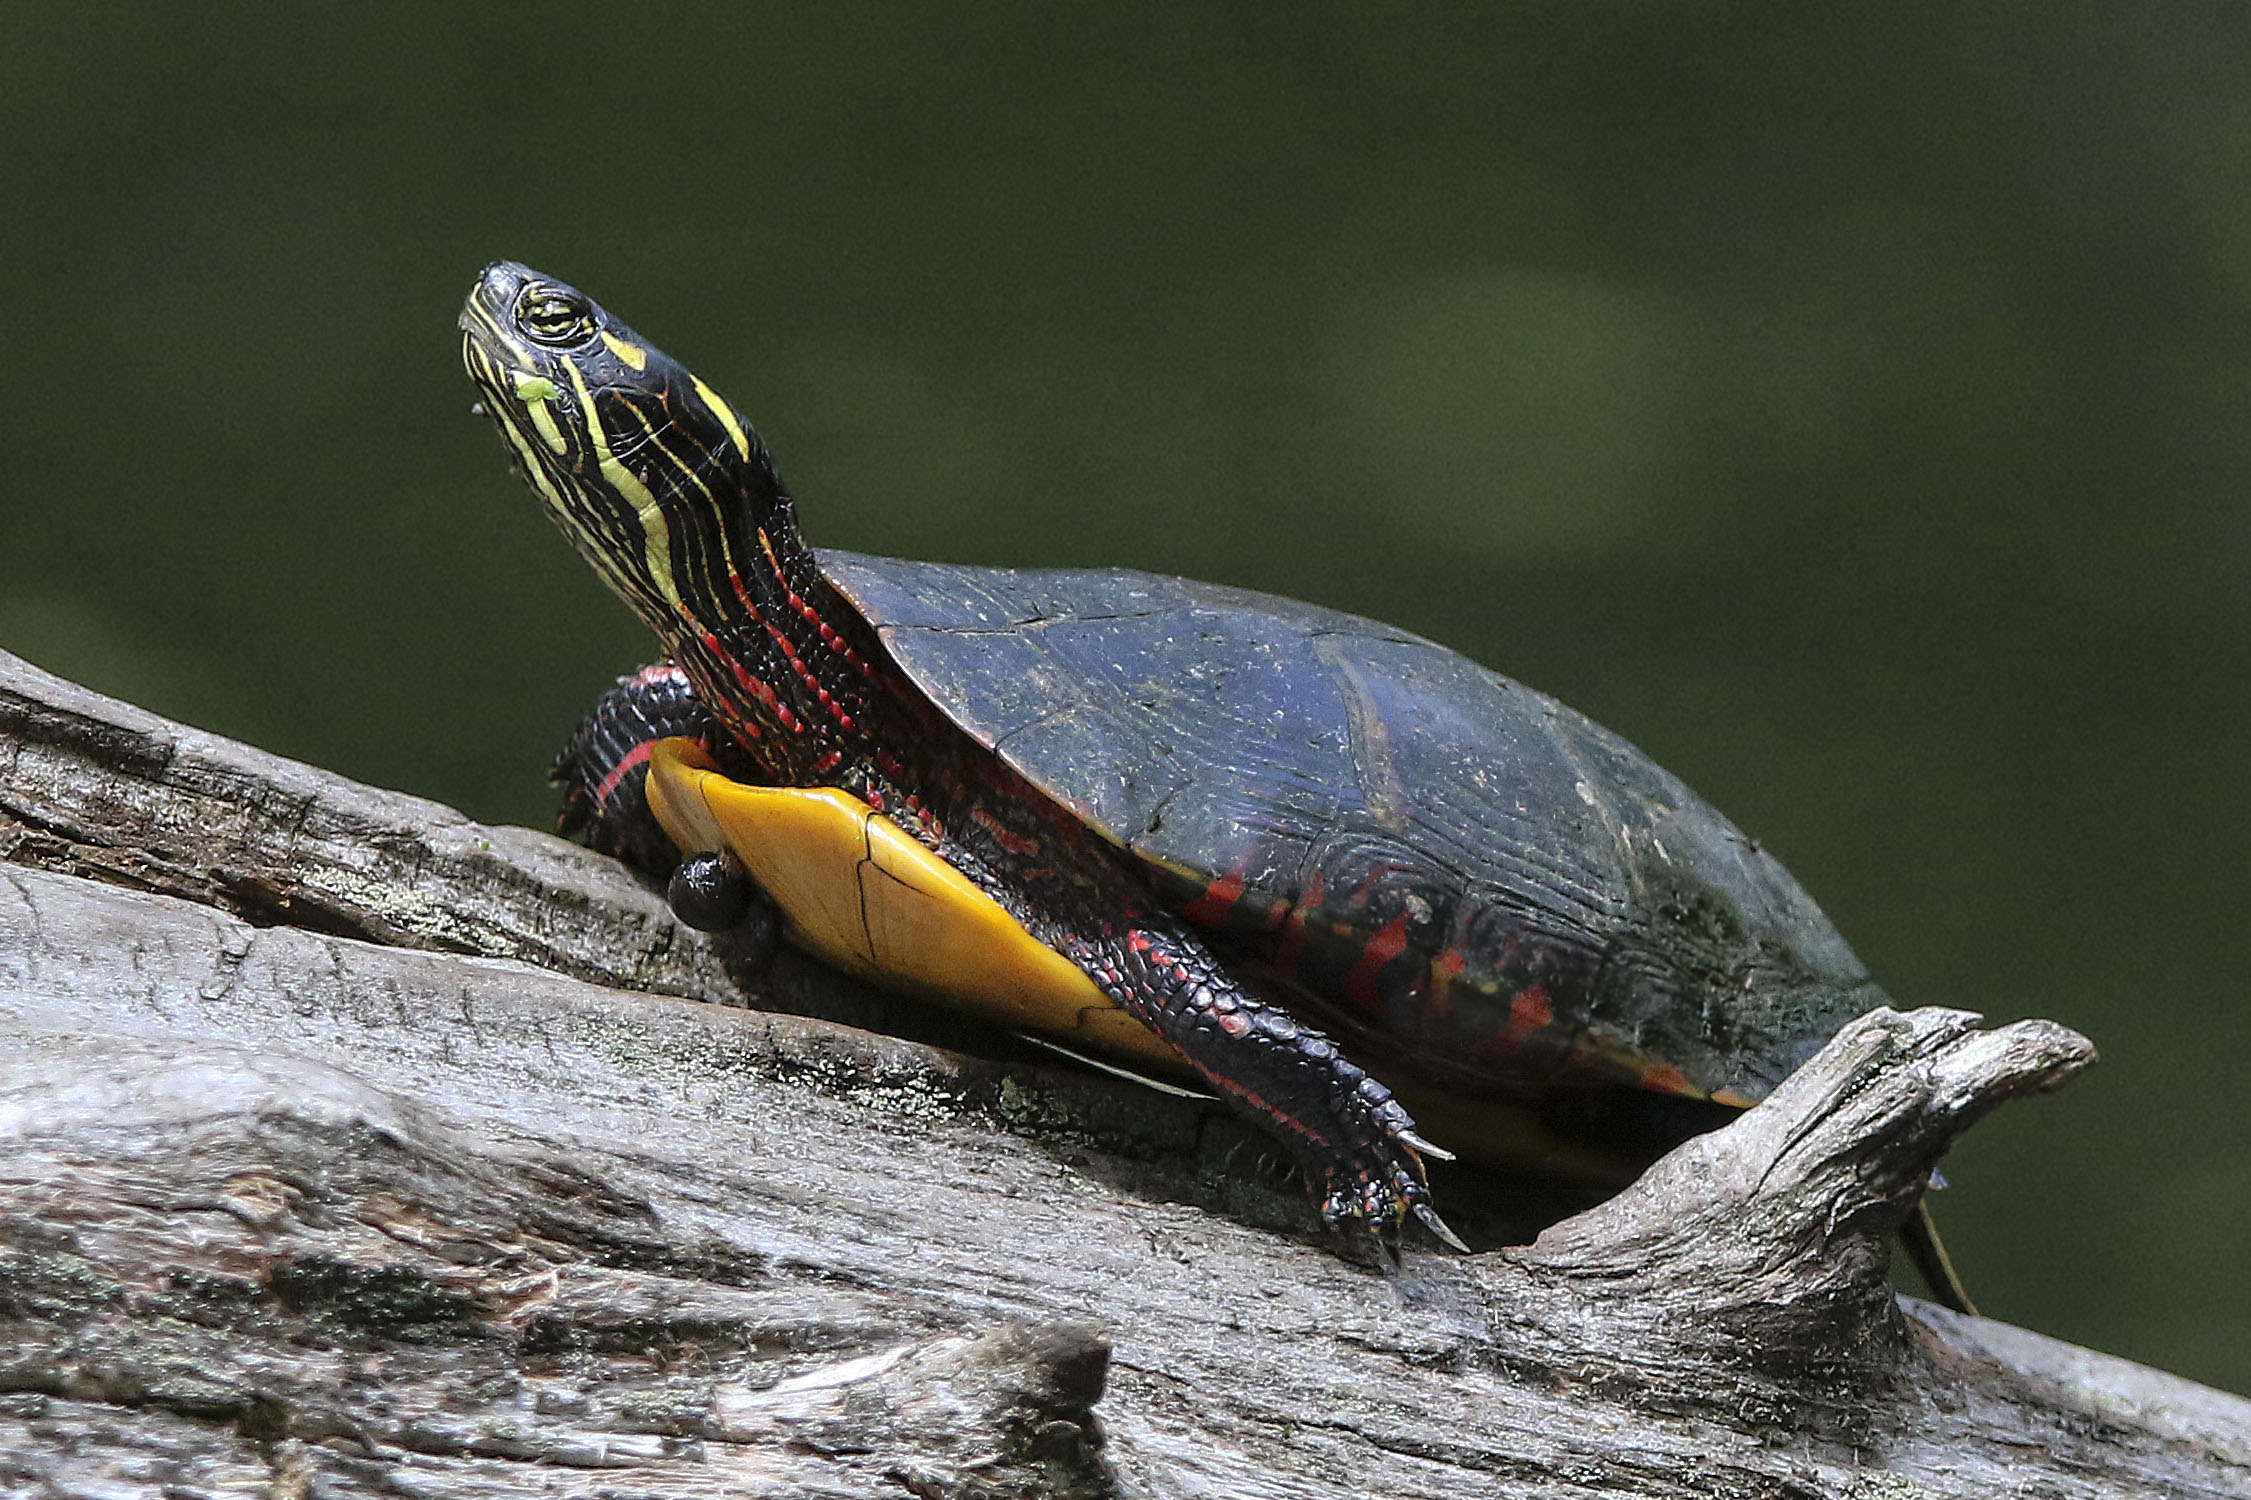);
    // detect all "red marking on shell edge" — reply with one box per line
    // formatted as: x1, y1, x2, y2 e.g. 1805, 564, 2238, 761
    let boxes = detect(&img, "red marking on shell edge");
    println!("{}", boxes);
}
812, 750, 844, 775
1342, 912, 1412, 1015
593, 738, 657, 809
1639, 1061, 1702, 1099
1273, 910, 1308, 979
1272, 869, 1325, 981
1710, 1086, 1759, 1109
1509, 983, 1553, 1034
1177, 870, 1247, 929
1423, 950, 1465, 1027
